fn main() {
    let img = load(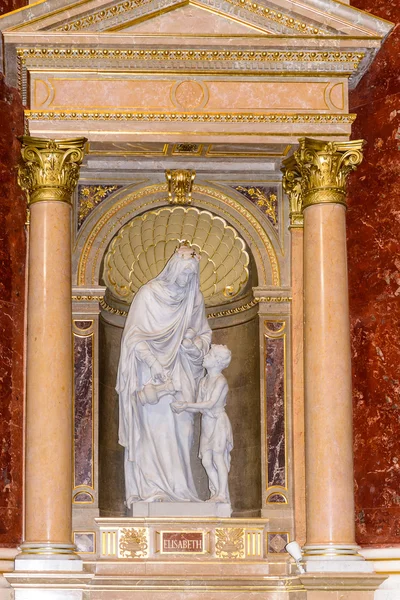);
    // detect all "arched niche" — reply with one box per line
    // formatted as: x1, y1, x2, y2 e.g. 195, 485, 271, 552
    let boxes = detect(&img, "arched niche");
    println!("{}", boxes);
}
73, 181, 281, 289
72, 180, 285, 519
91, 183, 282, 518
